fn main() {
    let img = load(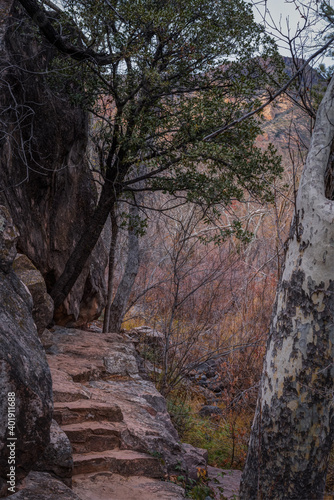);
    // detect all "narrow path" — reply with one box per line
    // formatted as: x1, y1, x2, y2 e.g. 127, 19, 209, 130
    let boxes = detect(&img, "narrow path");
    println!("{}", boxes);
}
46, 326, 185, 499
